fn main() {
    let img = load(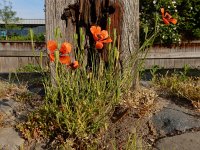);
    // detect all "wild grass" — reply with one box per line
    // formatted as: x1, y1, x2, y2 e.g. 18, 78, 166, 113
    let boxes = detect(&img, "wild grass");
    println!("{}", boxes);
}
153, 70, 200, 109
0, 80, 14, 98
0, 80, 22, 99
16, 64, 45, 73
19, 27, 134, 149
0, 79, 33, 102
17, 15, 158, 148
